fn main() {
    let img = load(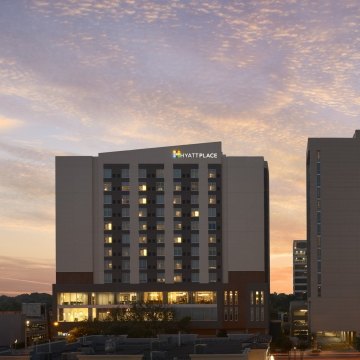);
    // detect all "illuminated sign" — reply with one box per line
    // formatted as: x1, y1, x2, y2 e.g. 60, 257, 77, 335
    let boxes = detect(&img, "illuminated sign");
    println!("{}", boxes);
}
172, 149, 218, 159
